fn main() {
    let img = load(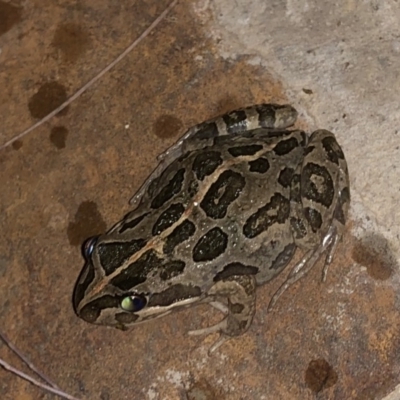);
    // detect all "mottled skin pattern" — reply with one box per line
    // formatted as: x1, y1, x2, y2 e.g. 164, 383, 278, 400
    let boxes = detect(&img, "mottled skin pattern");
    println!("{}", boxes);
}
73, 104, 350, 352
